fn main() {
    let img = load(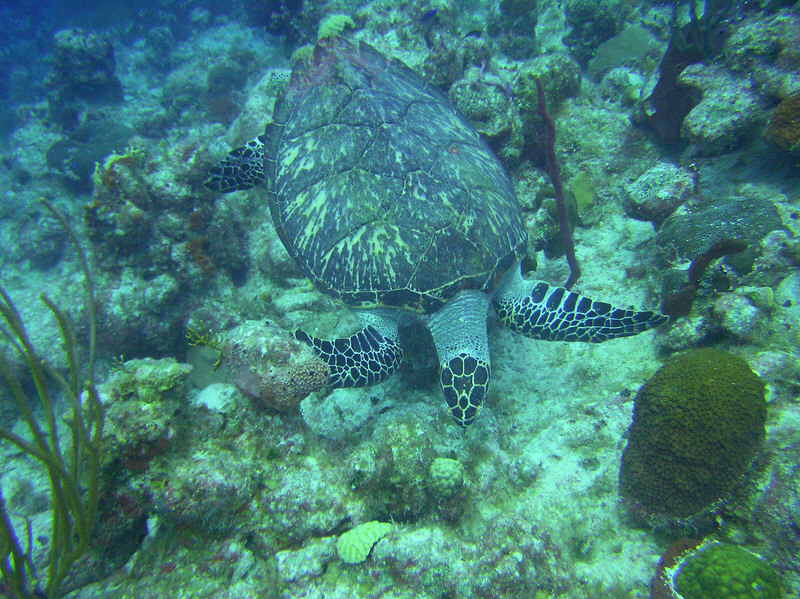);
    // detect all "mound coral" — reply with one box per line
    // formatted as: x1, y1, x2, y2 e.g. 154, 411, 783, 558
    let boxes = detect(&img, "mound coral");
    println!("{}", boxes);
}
619, 348, 766, 519
655, 541, 783, 599
427, 457, 464, 501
